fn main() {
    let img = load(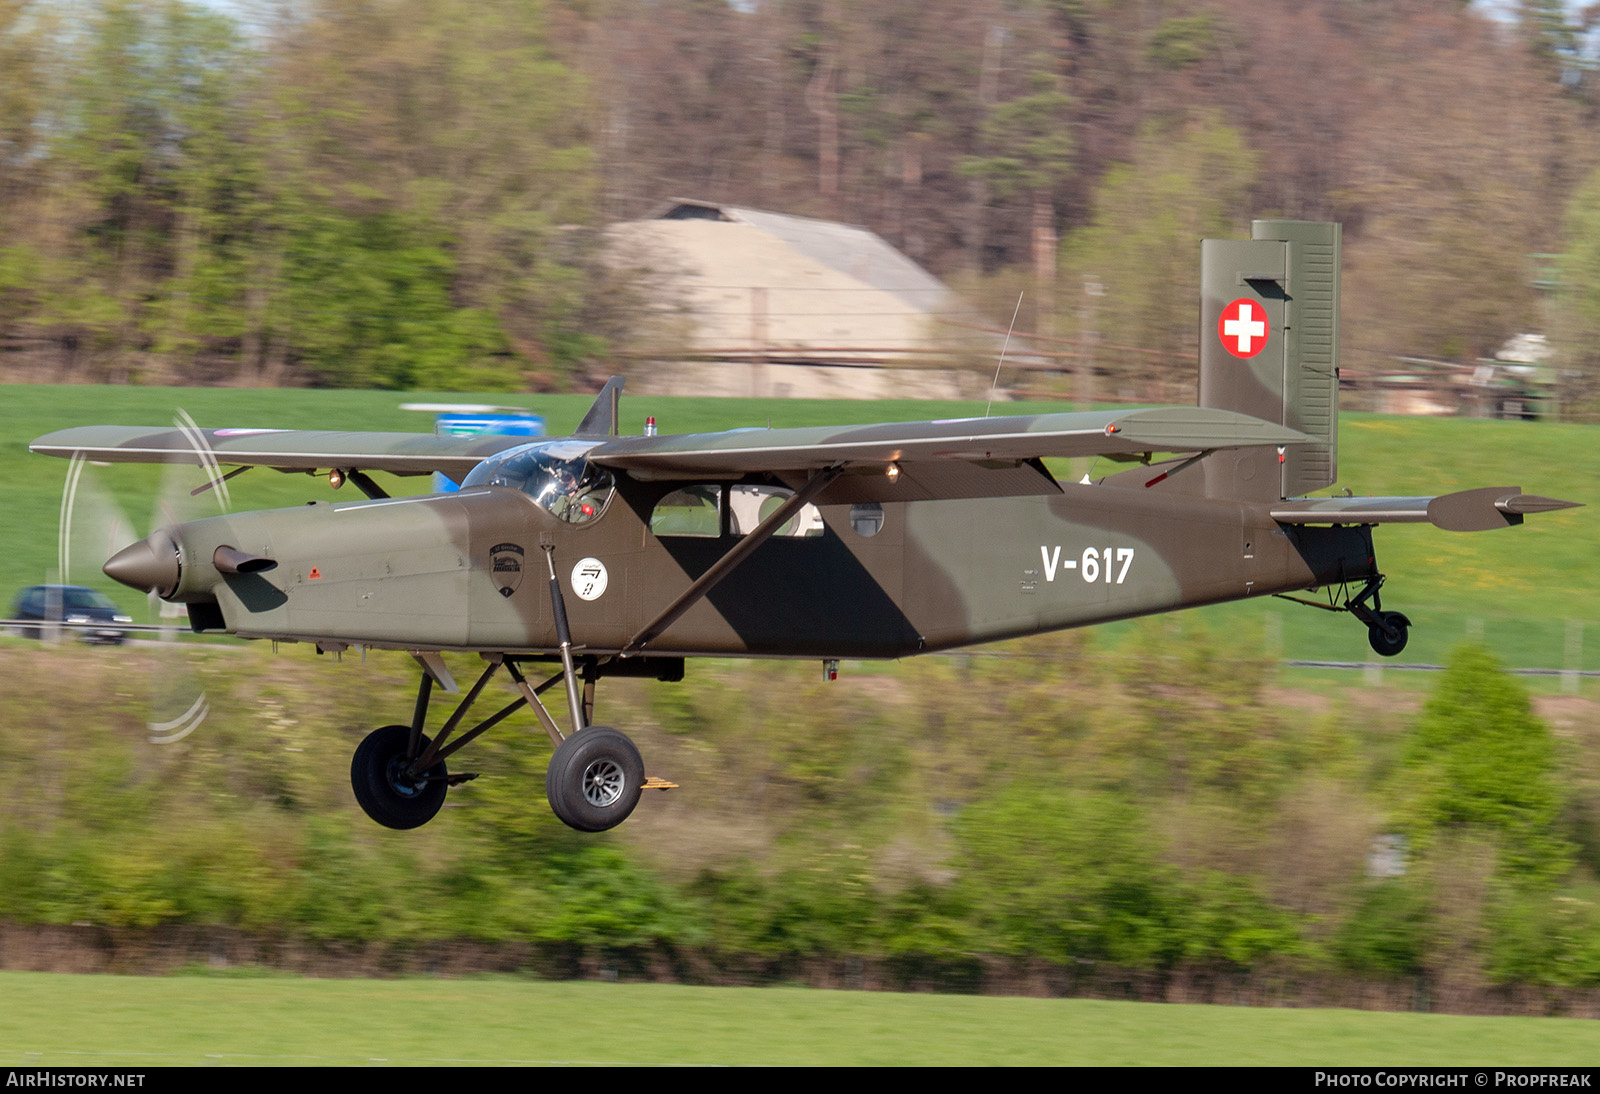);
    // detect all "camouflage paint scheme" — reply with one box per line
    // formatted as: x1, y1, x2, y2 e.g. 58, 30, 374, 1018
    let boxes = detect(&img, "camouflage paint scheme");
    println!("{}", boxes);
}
102, 475, 1371, 661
